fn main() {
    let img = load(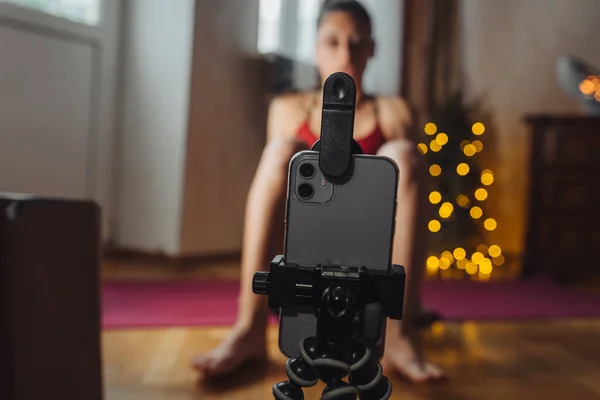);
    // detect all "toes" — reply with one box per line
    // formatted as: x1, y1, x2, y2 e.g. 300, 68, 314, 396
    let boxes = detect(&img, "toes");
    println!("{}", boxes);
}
424, 363, 445, 380
381, 356, 445, 384
382, 359, 428, 383
191, 355, 208, 370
